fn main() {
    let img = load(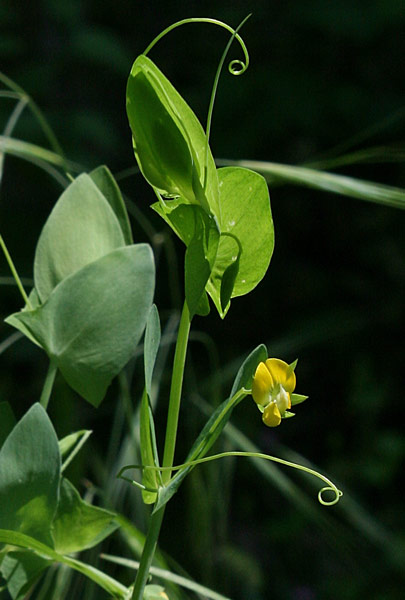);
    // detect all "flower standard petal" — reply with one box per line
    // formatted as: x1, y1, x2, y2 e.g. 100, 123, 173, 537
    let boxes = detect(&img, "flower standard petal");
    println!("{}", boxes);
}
252, 361, 274, 406
265, 358, 296, 393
